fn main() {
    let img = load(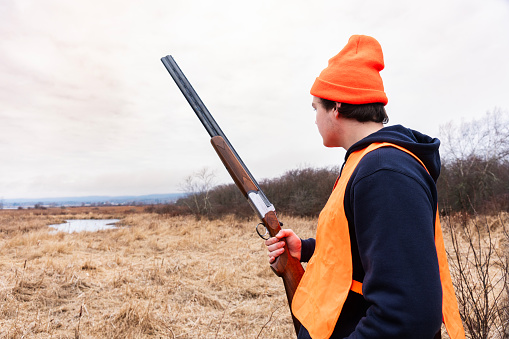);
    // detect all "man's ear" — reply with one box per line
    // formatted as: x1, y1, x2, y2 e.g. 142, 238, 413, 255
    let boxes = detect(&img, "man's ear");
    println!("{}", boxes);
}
333, 102, 342, 118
